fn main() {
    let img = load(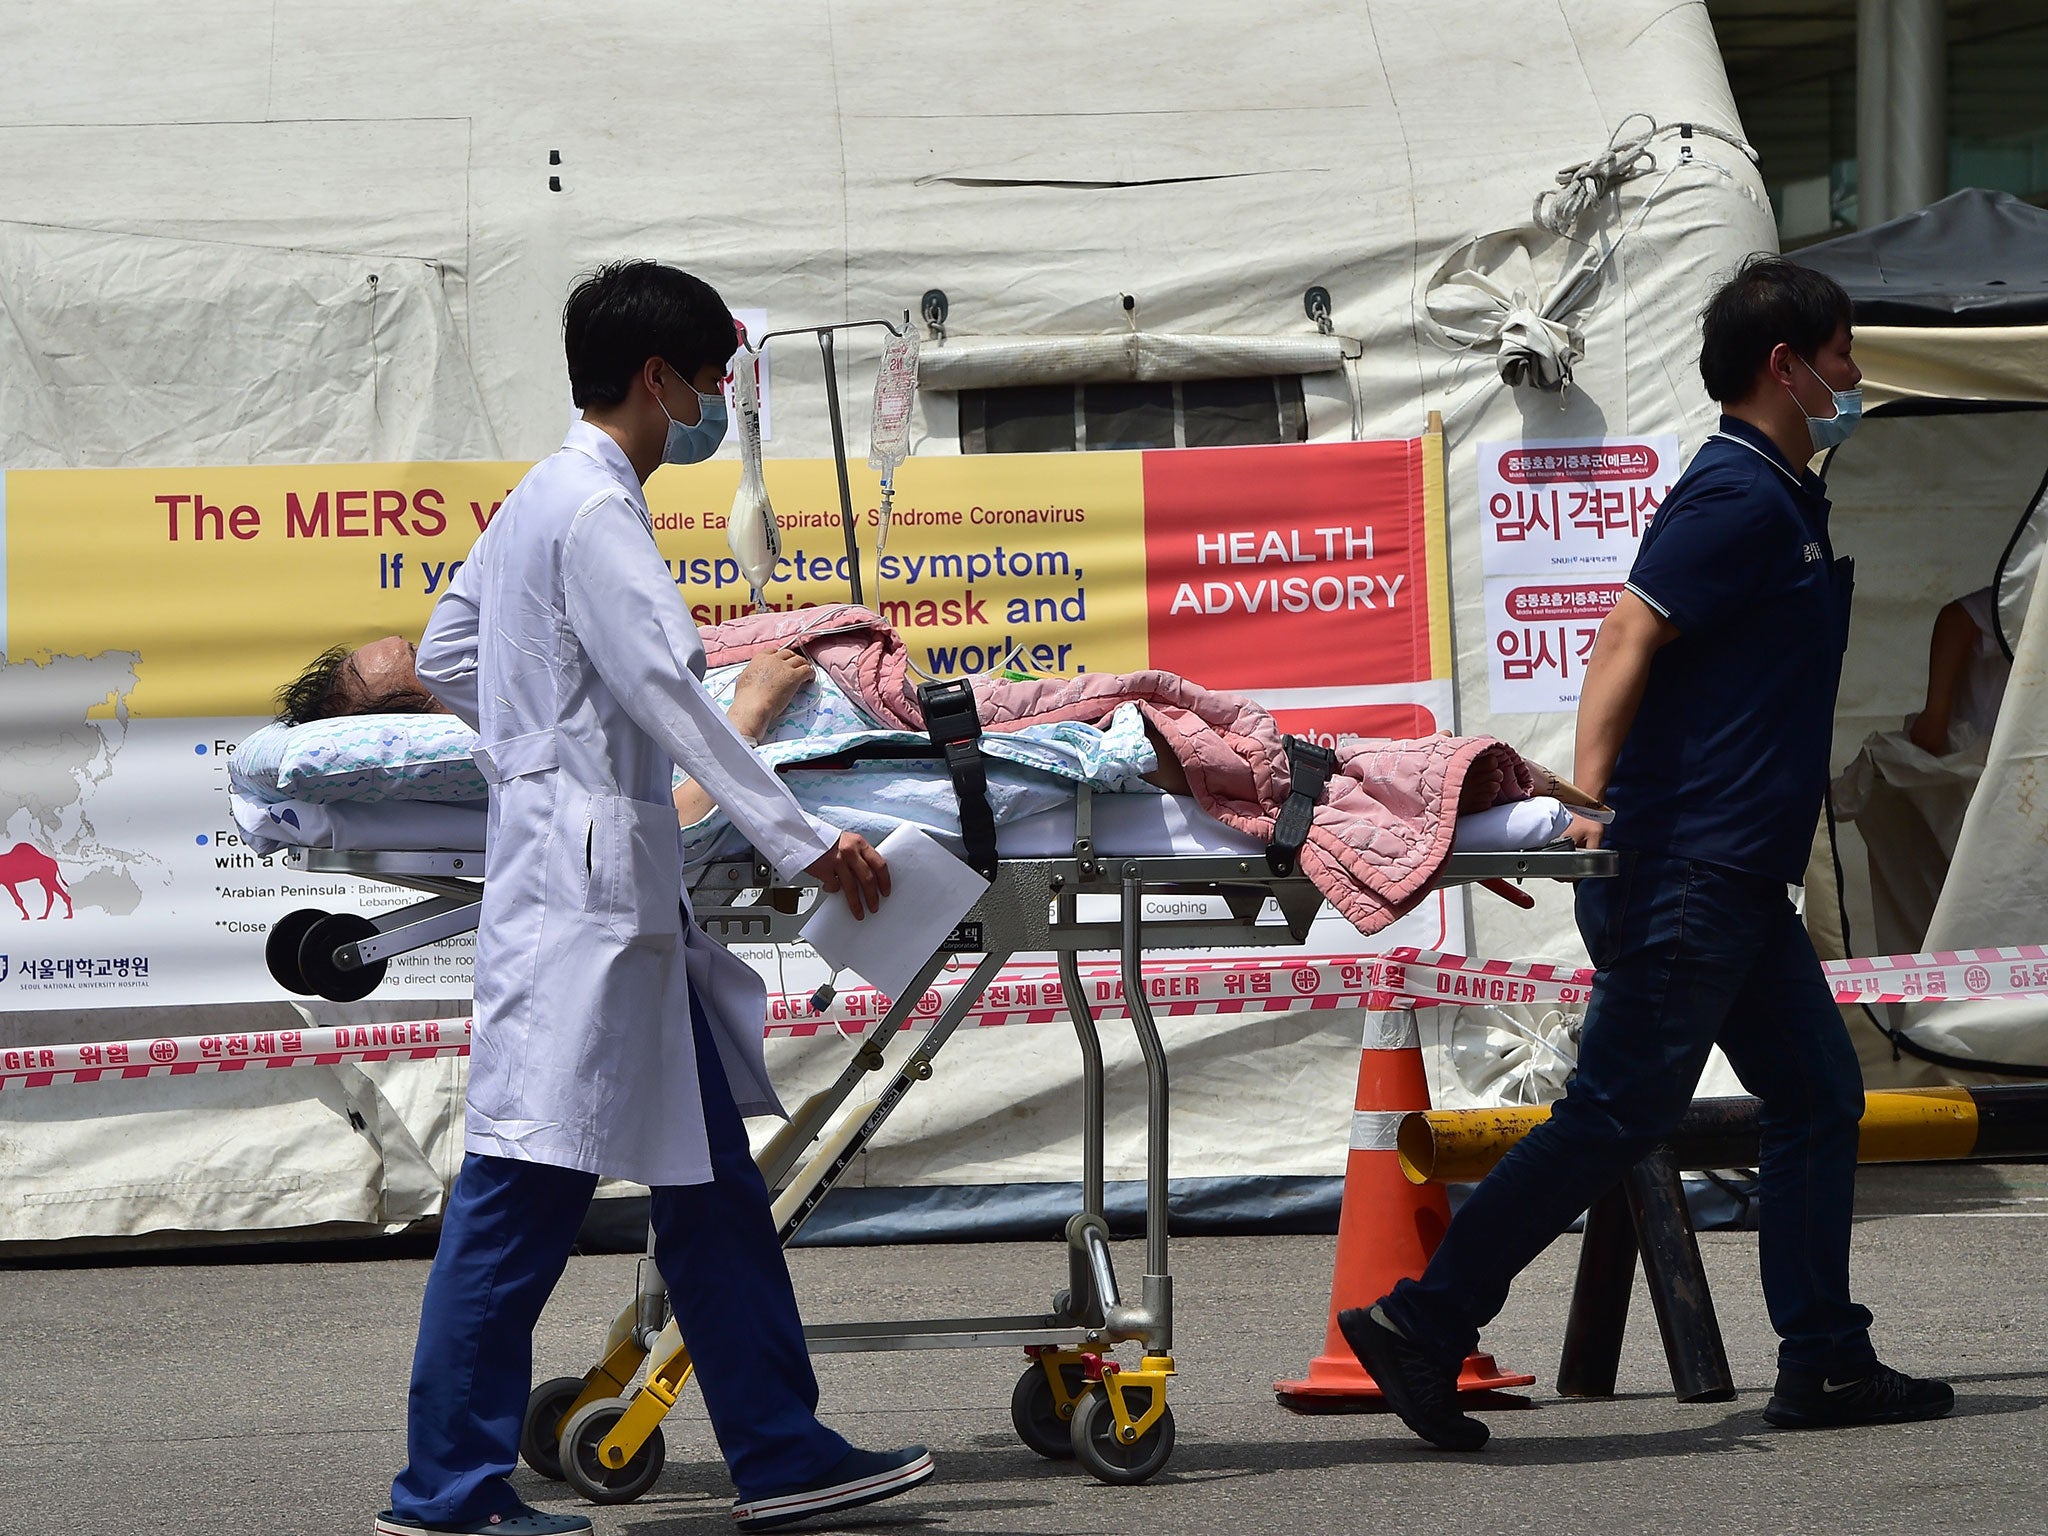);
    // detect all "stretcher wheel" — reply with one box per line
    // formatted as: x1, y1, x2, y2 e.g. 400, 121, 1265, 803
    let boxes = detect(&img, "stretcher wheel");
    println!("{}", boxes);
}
520, 1375, 588, 1482
1010, 1360, 1085, 1459
297, 911, 385, 1002
561, 1396, 665, 1505
1070, 1385, 1175, 1486
265, 908, 328, 995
